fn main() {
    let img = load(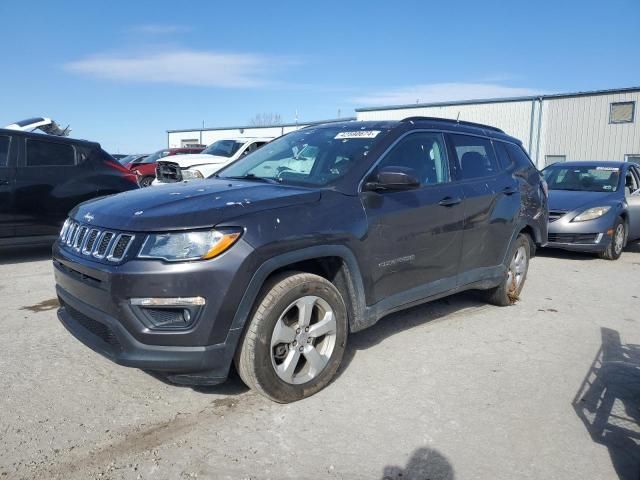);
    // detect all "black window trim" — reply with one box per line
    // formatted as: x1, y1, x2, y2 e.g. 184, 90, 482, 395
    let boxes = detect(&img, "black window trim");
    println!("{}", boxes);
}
0, 134, 12, 168
24, 137, 77, 168
357, 129, 452, 193
609, 101, 636, 125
